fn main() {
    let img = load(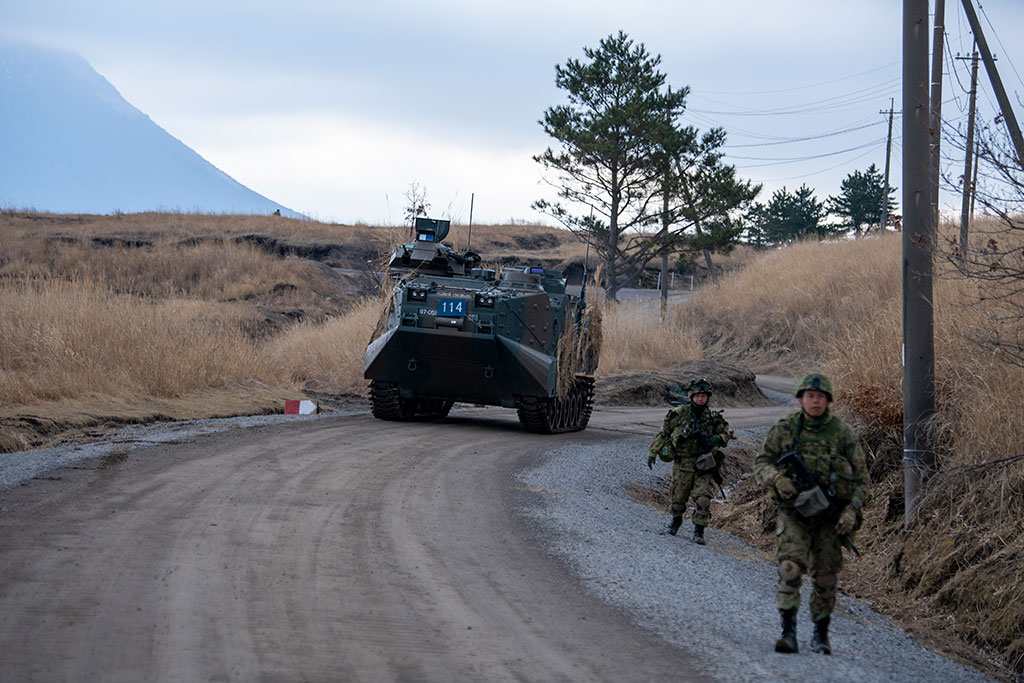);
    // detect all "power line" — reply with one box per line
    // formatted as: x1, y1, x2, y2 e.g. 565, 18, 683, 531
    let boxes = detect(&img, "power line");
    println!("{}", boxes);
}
692, 77, 900, 113
694, 62, 900, 96
676, 61, 917, 194
690, 78, 900, 117
685, 110, 880, 146
726, 138, 886, 166
723, 120, 884, 148
945, 31, 972, 101
750, 145, 884, 183
685, 112, 797, 141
